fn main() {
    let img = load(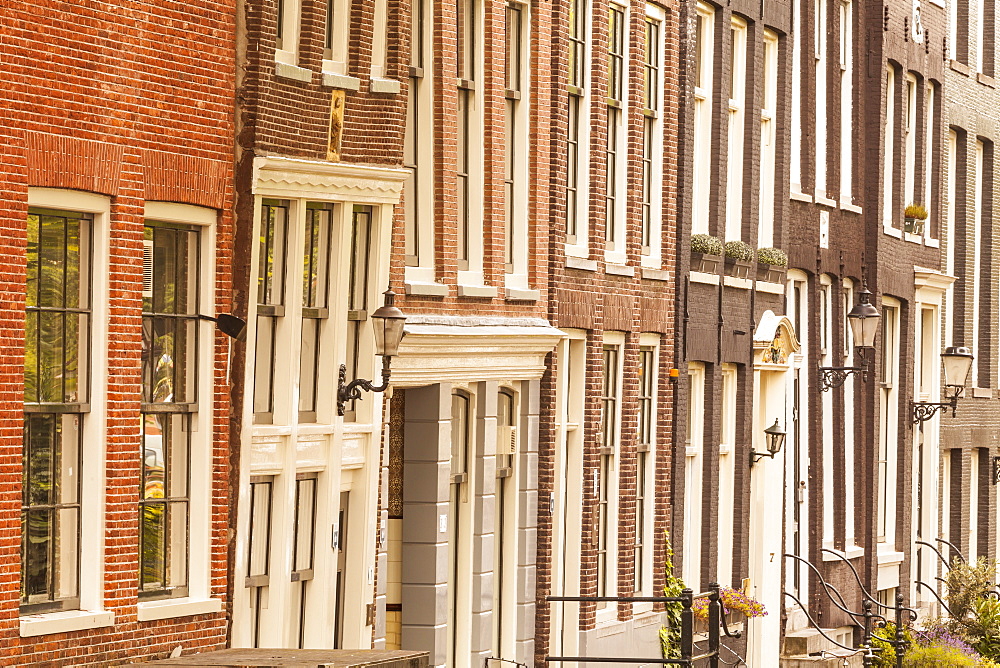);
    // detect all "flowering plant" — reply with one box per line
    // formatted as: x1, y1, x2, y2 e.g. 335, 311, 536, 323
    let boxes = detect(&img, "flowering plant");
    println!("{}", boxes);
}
691, 586, 767, 621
